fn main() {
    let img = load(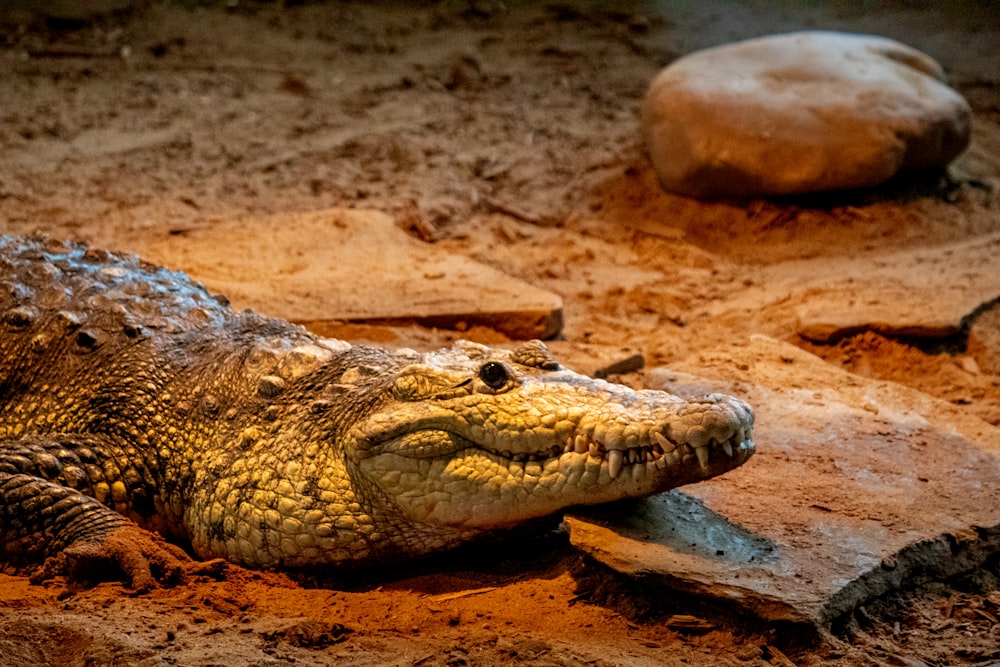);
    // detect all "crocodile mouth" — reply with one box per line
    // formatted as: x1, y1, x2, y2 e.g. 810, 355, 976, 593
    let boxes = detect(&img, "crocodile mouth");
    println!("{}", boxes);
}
370, 425, 754, 480
550, 429, 752, 479
491, 429, 753, 479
